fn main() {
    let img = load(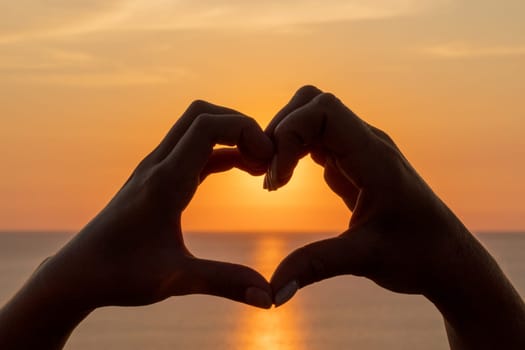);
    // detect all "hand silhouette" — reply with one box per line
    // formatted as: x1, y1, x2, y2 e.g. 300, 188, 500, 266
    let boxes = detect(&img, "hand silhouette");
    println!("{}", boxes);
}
267, 85, 461, 298
0, 100, 273, 349
266, 85, 525, 349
